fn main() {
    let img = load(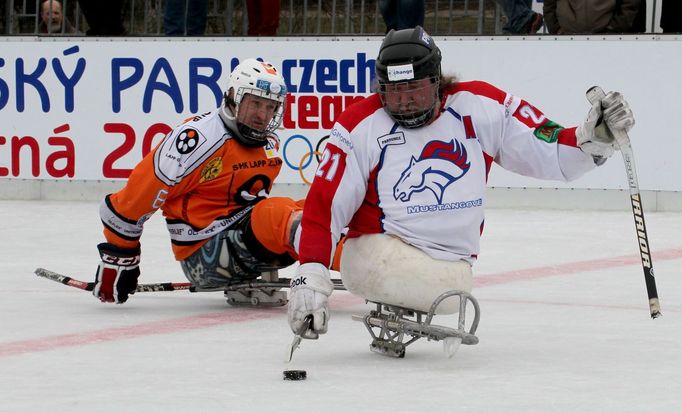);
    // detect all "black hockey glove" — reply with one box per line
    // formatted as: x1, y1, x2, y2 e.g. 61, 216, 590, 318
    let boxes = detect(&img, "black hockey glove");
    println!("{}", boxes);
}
93, 243, 141, 304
